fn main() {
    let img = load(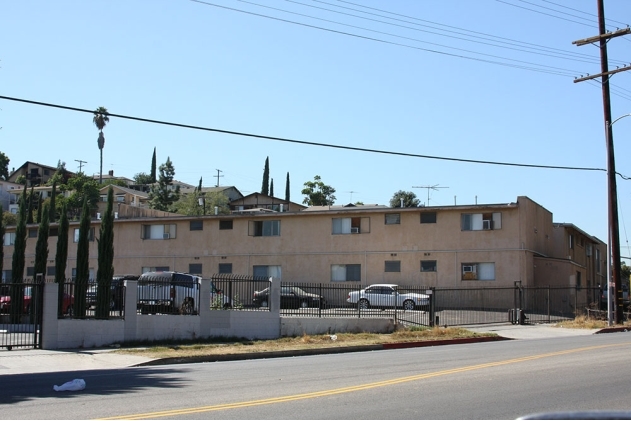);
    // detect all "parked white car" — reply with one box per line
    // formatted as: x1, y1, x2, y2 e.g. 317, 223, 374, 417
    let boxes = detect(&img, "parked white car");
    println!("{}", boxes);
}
347, 284, 429, 310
